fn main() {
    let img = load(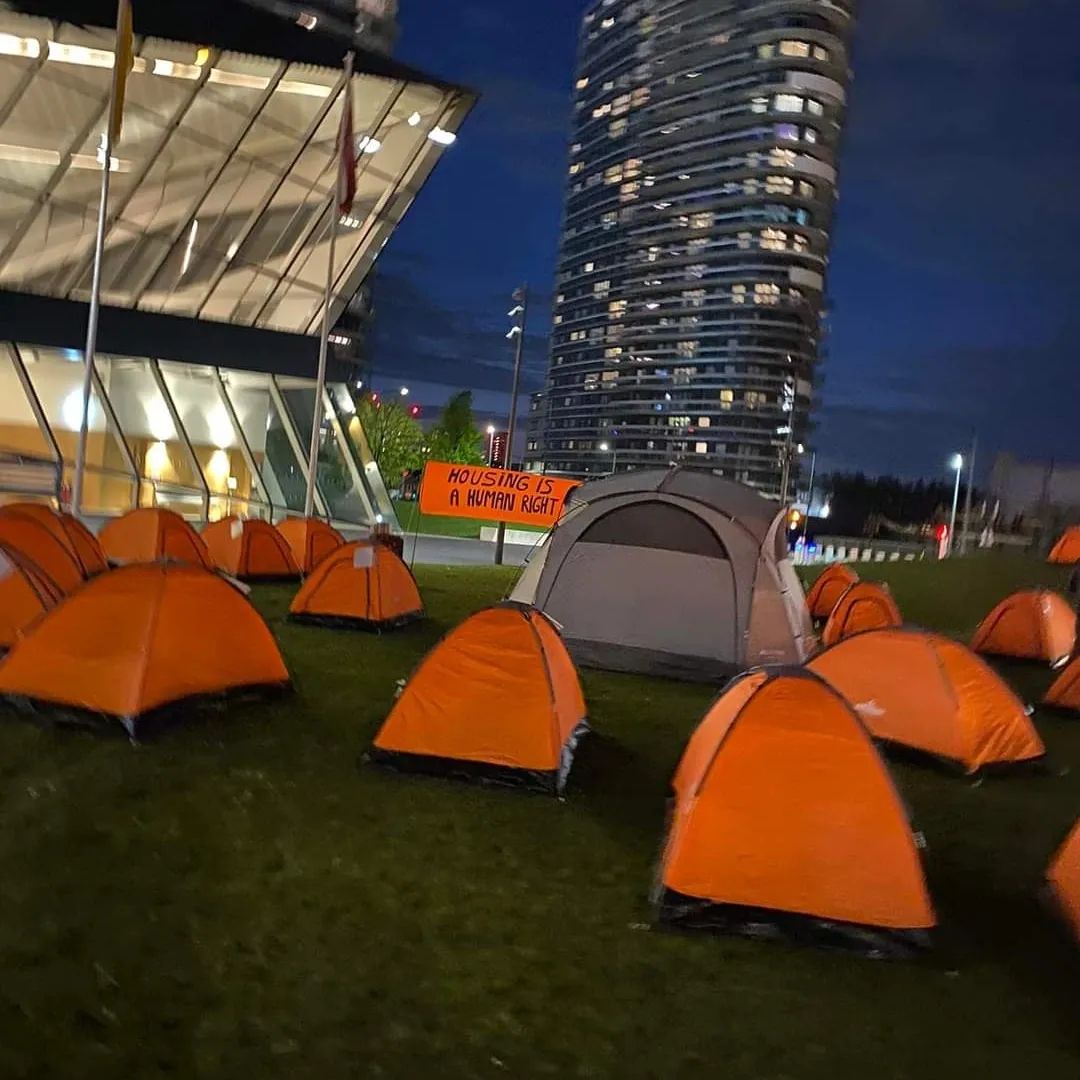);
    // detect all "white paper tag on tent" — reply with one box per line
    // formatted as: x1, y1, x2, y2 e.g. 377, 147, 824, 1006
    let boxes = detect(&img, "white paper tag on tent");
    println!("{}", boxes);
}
230, 519, 244, 540
352, 545, 374, 569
